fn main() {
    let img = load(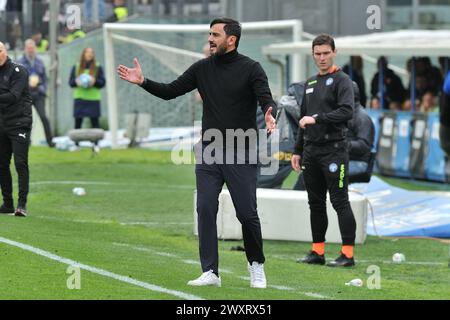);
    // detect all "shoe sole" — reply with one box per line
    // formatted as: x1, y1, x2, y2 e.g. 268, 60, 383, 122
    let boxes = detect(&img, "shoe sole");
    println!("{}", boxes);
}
326, 263, 355, 267
187, 281, 221, 287
14, 212, 27, 217
298, 260, 326, 265
250, 284, 267, 289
